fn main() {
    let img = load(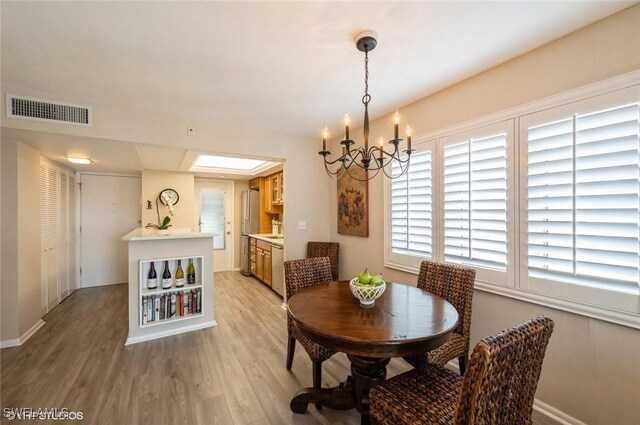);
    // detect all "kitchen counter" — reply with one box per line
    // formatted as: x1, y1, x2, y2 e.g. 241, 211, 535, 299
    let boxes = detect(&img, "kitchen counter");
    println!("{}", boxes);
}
249, 233, 284, 247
